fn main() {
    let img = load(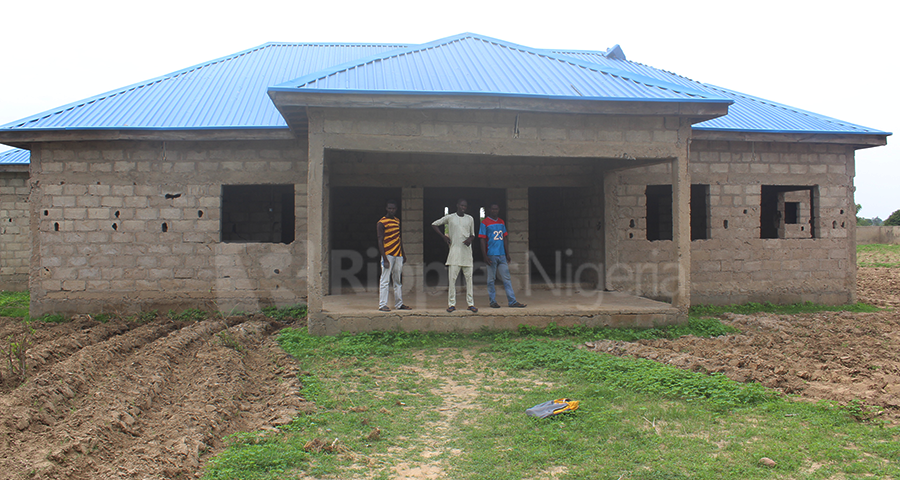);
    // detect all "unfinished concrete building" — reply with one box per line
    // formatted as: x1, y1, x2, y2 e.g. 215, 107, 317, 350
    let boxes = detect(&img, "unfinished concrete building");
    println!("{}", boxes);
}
0, 34, 889, 333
